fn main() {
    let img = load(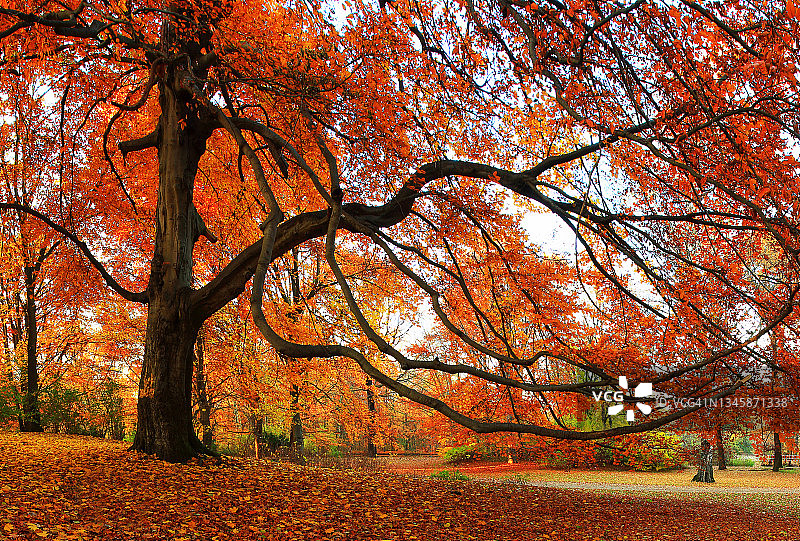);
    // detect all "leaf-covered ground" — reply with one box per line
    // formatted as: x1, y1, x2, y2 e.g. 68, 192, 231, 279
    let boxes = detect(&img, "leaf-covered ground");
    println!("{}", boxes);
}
1, 433, 798, 541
